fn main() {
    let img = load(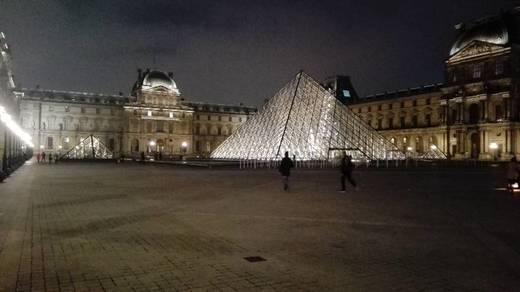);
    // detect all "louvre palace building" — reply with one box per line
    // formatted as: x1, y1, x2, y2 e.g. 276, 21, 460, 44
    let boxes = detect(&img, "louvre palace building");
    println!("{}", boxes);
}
335, 7, 520, 161
17, 68, 255, 159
